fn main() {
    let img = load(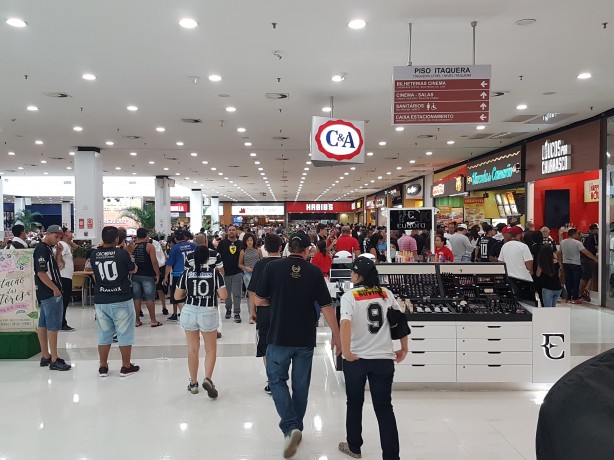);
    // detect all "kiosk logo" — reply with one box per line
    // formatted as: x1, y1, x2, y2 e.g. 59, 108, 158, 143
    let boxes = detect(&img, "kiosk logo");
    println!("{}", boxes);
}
315, 119, 364, 161
541, 333, 565, 360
